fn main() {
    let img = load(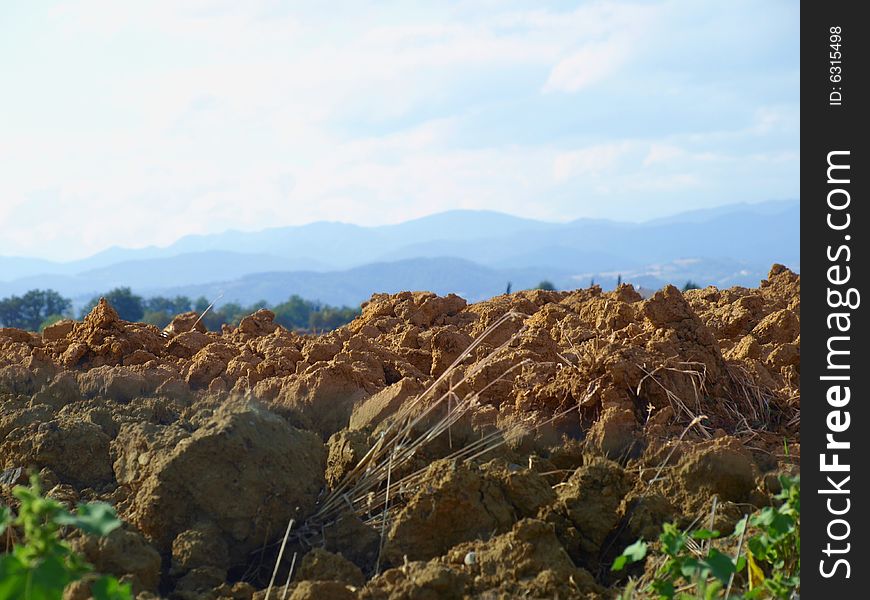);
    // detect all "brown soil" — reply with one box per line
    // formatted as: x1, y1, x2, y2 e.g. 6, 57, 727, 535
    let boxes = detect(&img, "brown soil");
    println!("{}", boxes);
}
0, 265, 800, 599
